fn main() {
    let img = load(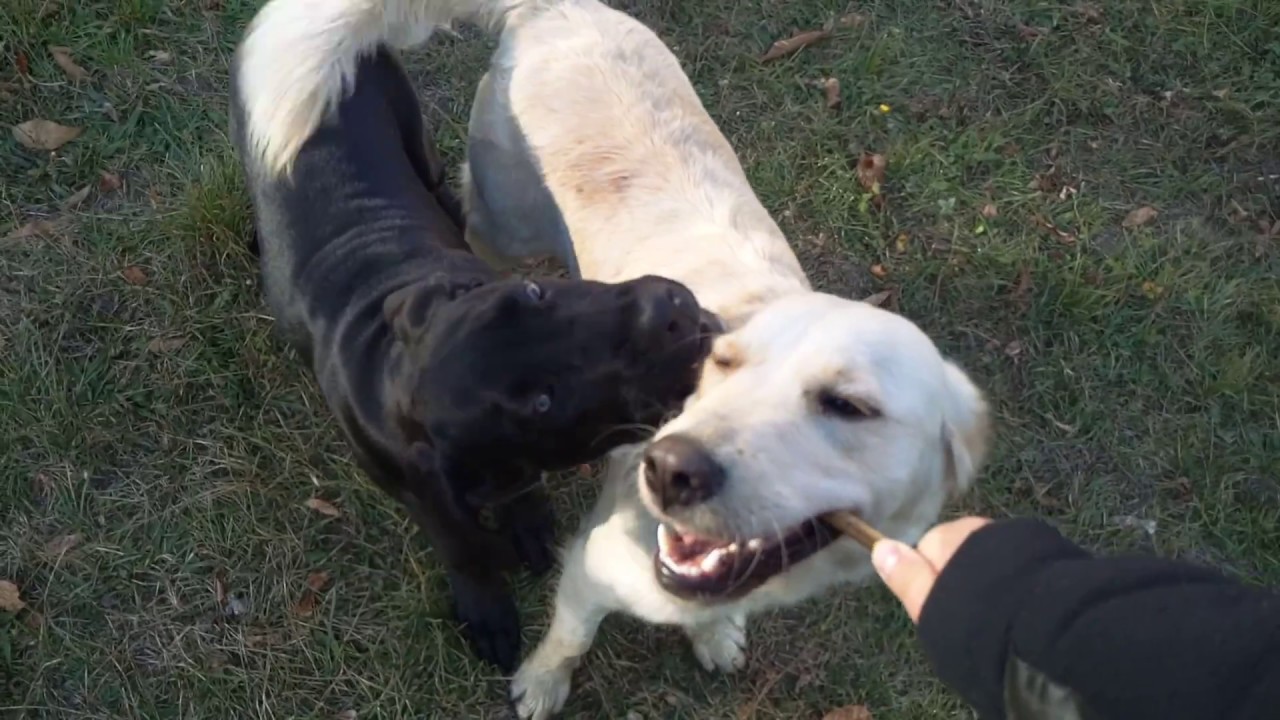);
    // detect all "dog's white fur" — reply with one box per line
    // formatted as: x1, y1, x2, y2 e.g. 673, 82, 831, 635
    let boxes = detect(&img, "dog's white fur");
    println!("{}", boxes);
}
237, 0, 991, 717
